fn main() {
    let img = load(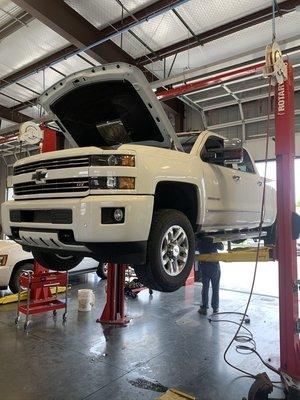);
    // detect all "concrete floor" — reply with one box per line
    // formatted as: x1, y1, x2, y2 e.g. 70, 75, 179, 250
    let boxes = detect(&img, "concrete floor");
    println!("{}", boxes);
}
0, 273, 286, 400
